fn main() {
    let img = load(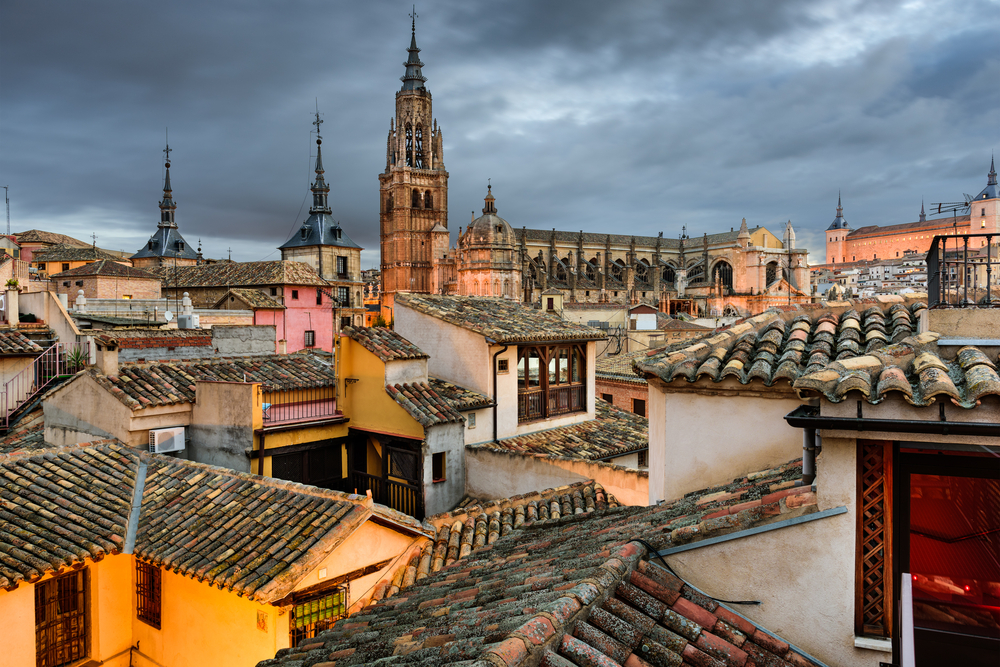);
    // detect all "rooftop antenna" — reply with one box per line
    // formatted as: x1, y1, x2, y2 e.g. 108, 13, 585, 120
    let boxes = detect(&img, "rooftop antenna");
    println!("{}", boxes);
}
3, 186, 8, 236
92, 233, 97, 248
